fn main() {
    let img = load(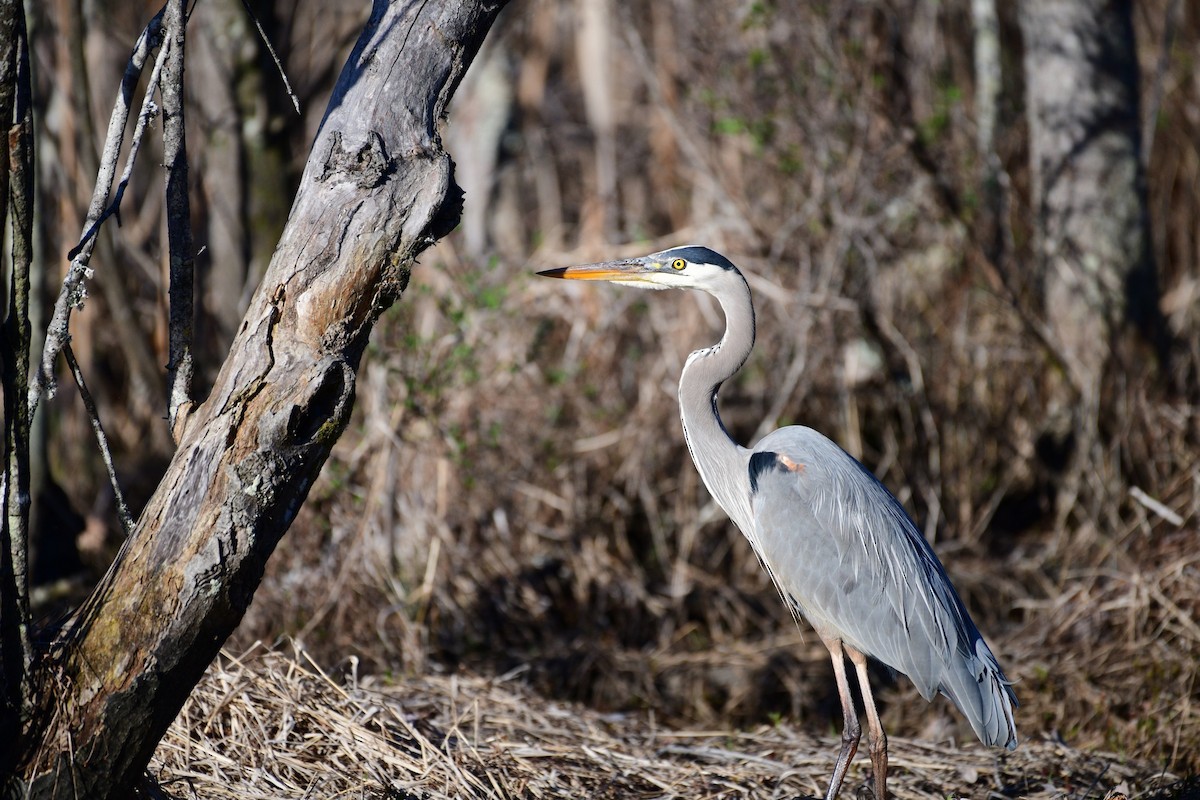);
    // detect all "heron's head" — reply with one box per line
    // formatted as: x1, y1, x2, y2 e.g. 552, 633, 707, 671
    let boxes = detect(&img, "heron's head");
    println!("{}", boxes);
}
537, 245, 740, 292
